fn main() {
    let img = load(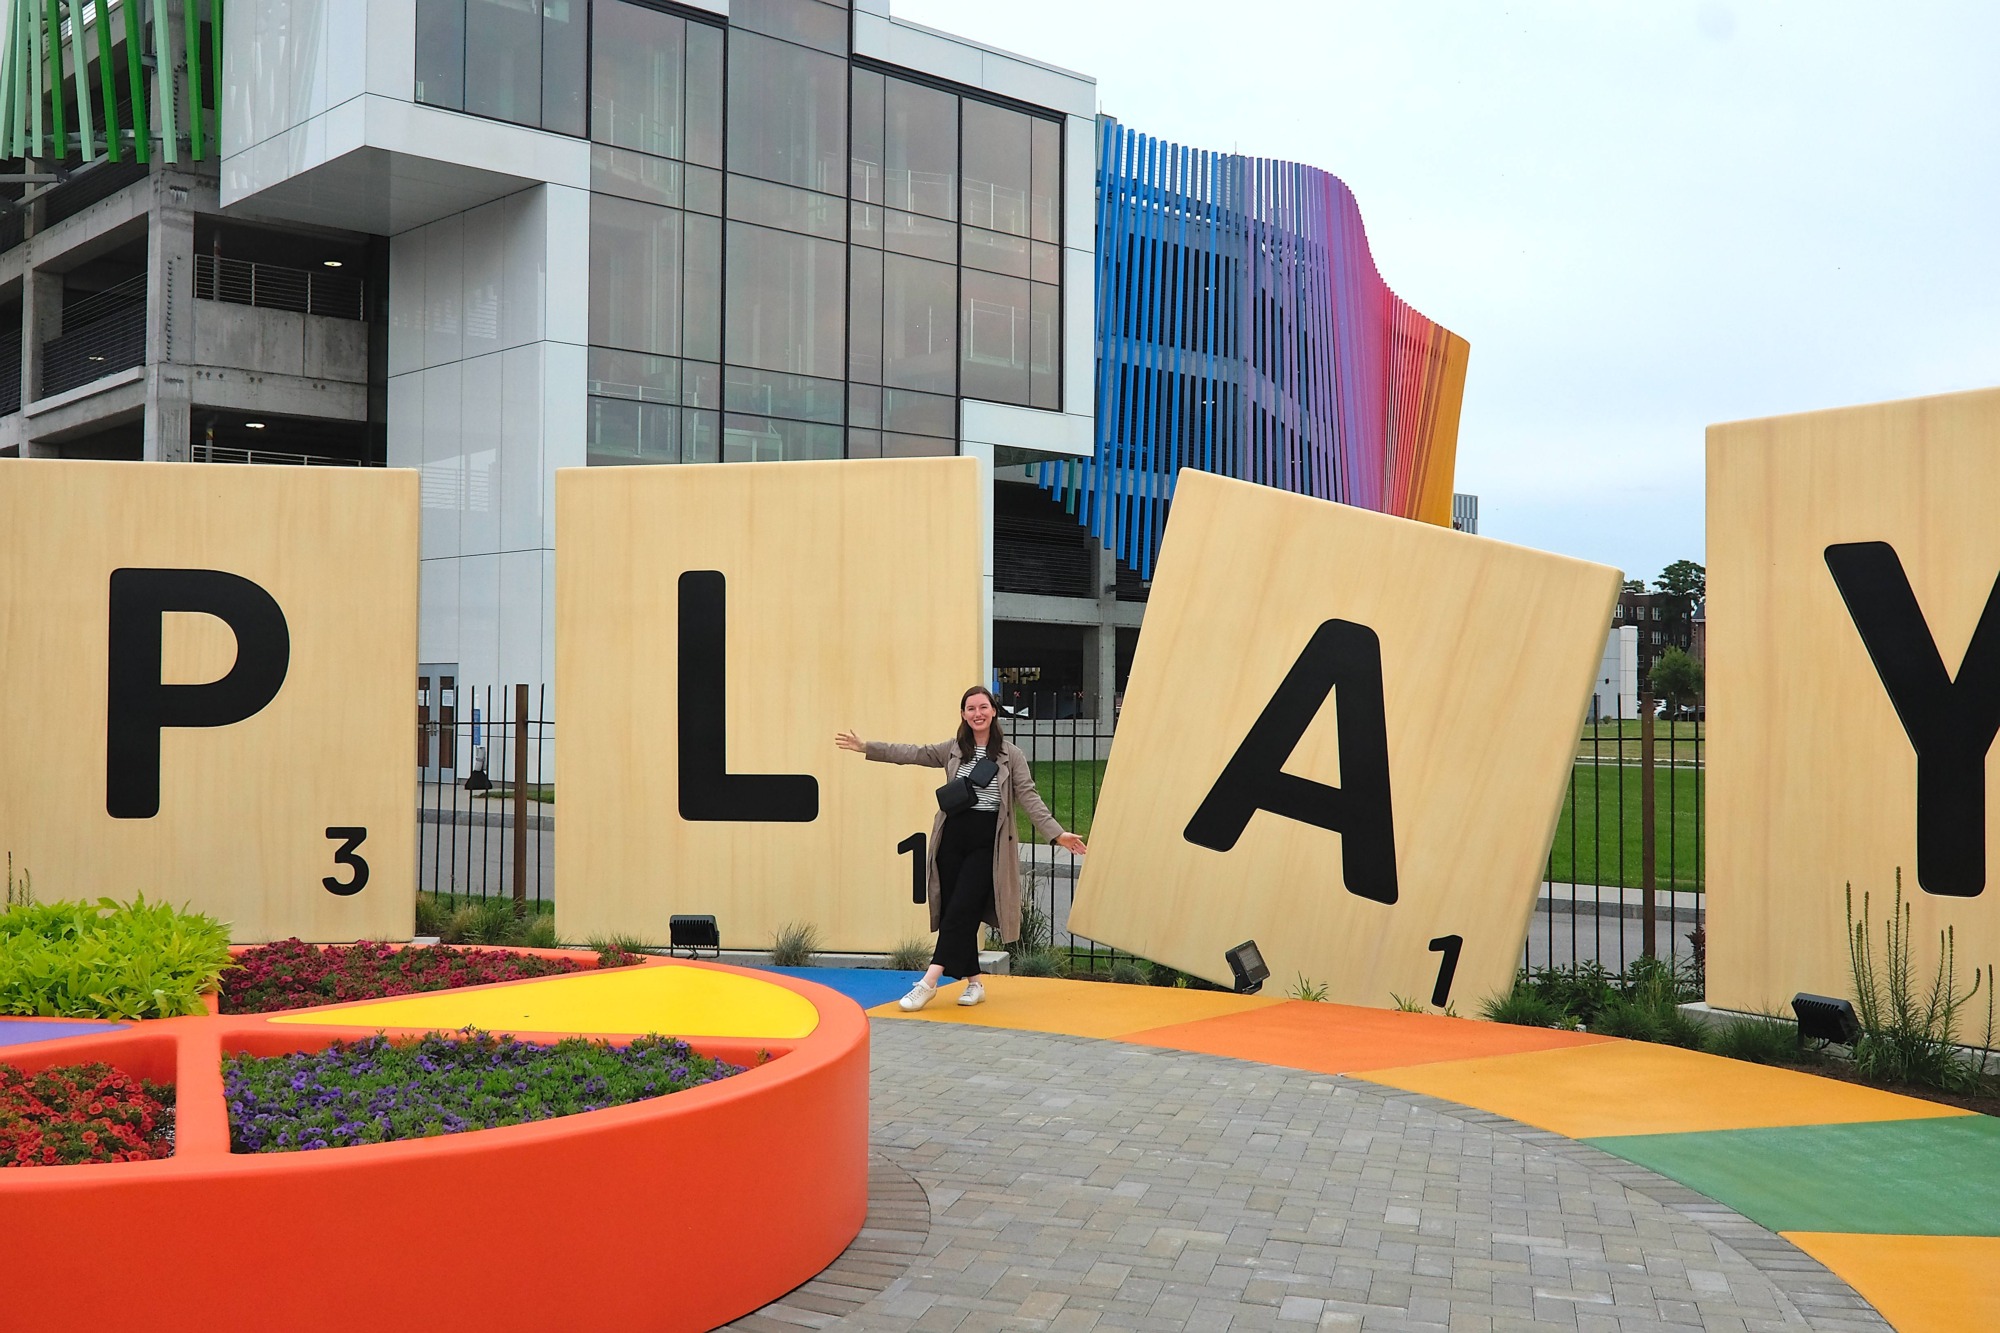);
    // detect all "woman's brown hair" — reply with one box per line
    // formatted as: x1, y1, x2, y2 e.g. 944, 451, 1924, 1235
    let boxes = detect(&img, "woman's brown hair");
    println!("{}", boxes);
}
955, 684, 1005, 762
